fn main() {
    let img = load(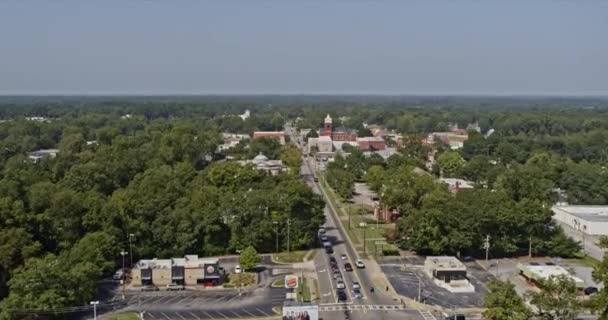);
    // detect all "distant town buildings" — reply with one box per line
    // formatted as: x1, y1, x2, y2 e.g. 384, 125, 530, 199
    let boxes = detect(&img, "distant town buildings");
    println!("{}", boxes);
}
25, 116, 49, 122
440, 178, 474, 192
253, 131, 286, 145
28, 149, 59, 162
320, 115, 357, 141
238, 153, 286, 175
218, 133, 250, 152
239, 109, 251, 120
356, 136, 386, 151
